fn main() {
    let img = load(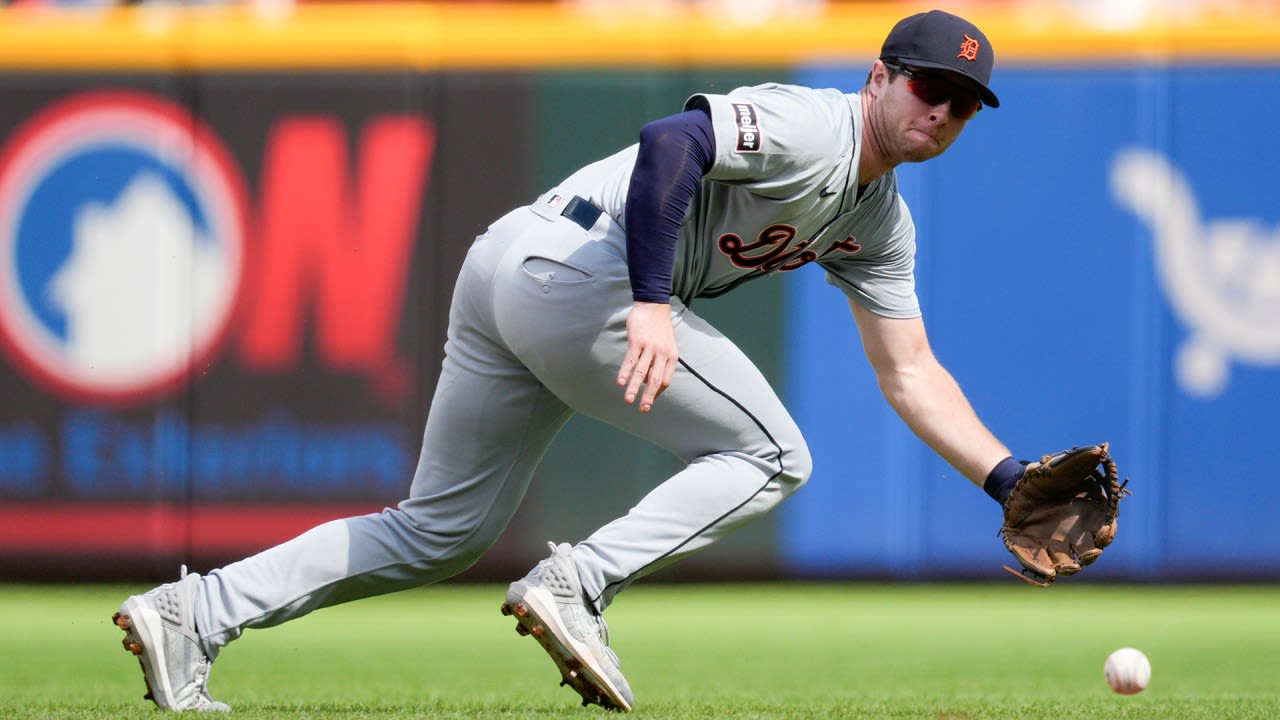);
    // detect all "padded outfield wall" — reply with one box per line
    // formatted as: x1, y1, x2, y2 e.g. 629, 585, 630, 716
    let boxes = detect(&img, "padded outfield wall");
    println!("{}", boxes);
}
0, 4, 1275, 581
